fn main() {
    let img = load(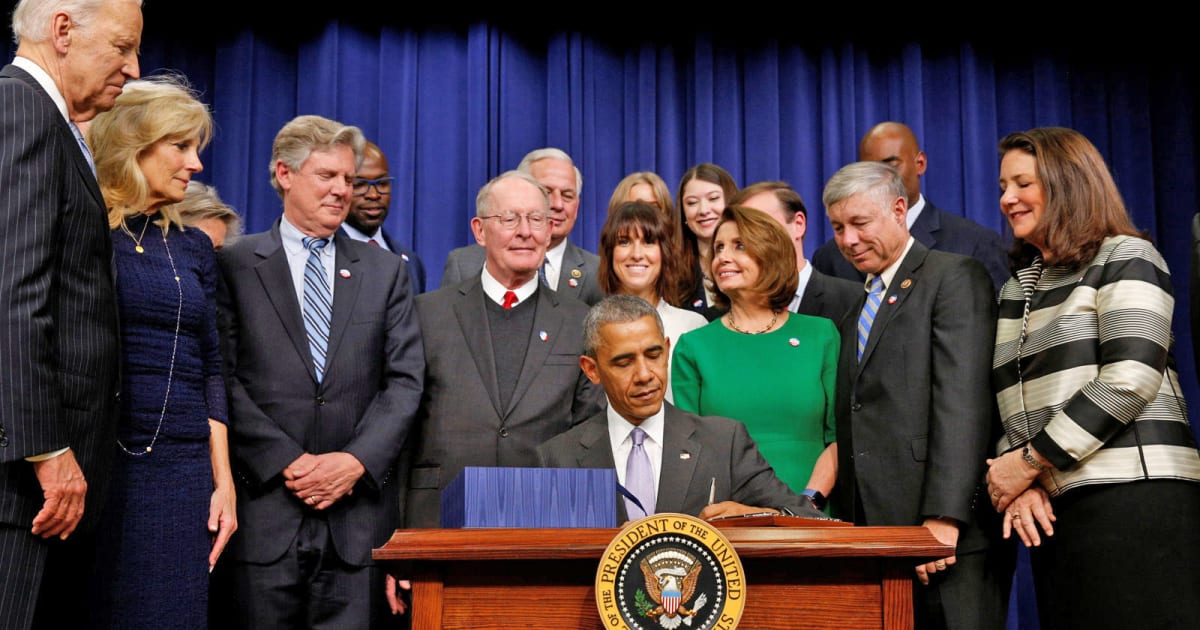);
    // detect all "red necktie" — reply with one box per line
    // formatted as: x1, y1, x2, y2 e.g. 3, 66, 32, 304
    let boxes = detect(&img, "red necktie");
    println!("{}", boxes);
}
502, 290, 518, 309
367, 238, 379, 246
